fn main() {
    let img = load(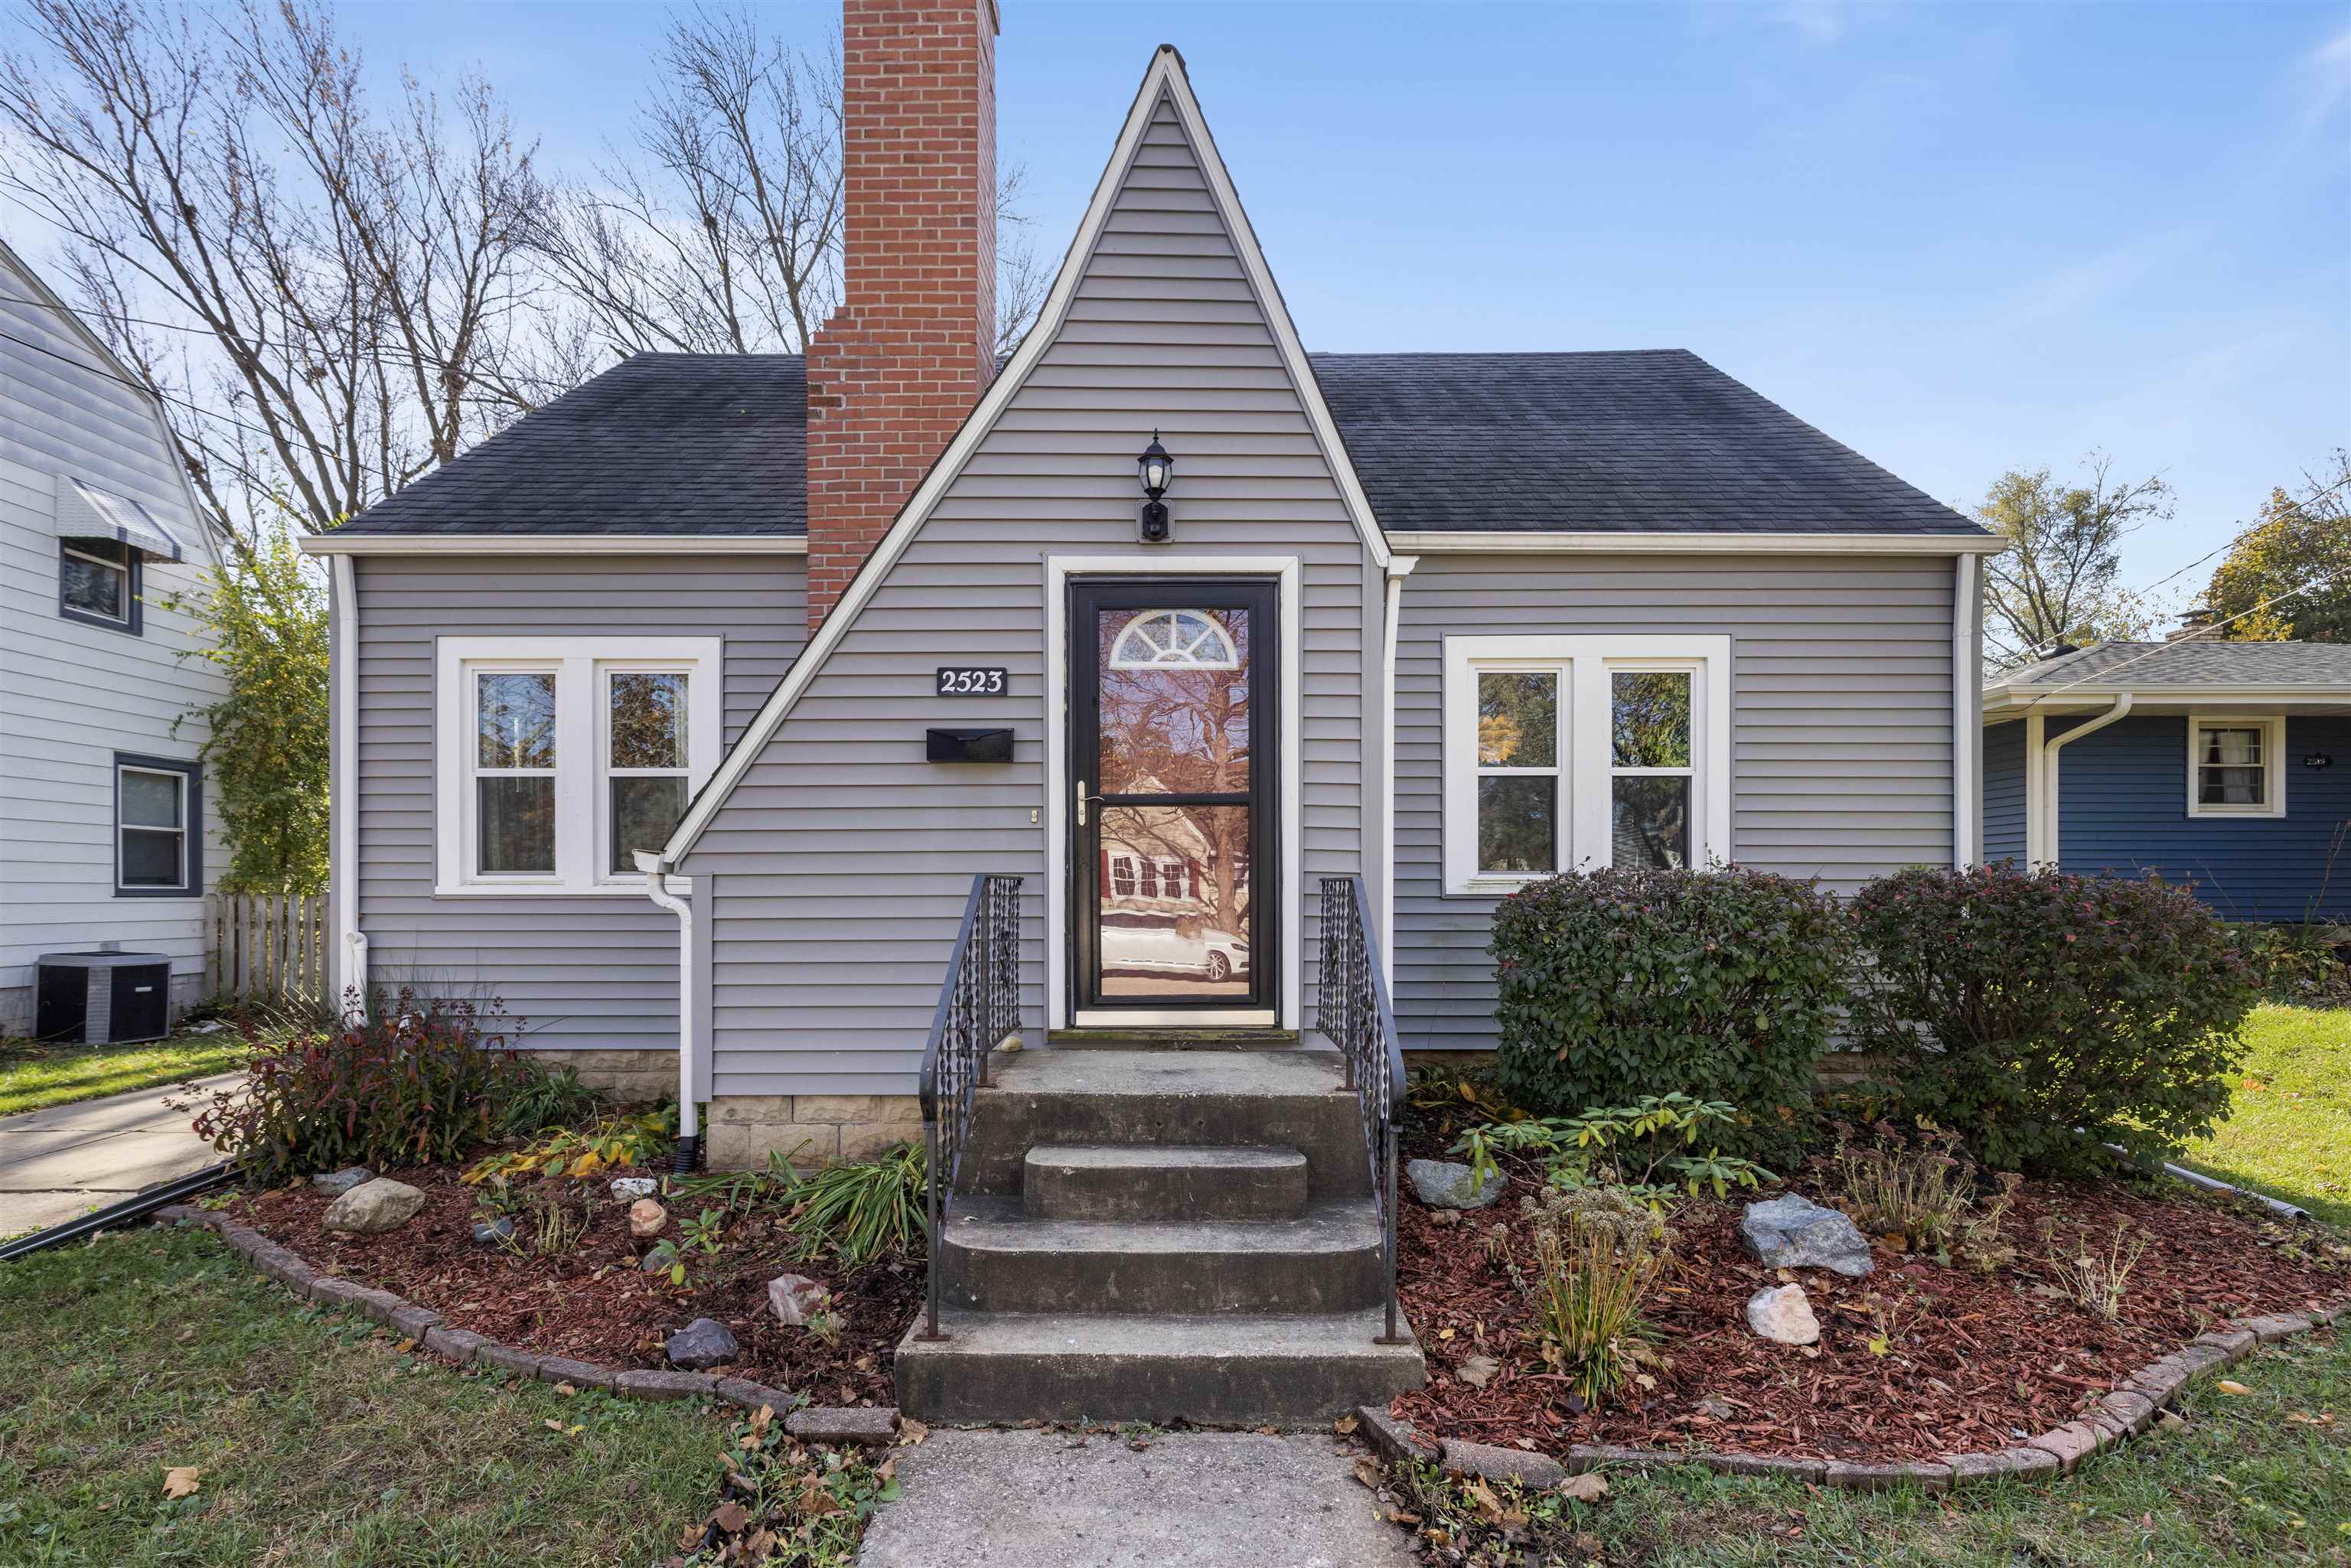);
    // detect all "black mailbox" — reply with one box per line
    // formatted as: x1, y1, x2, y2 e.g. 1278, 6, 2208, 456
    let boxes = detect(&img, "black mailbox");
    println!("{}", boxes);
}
926, 727, 1014, 764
